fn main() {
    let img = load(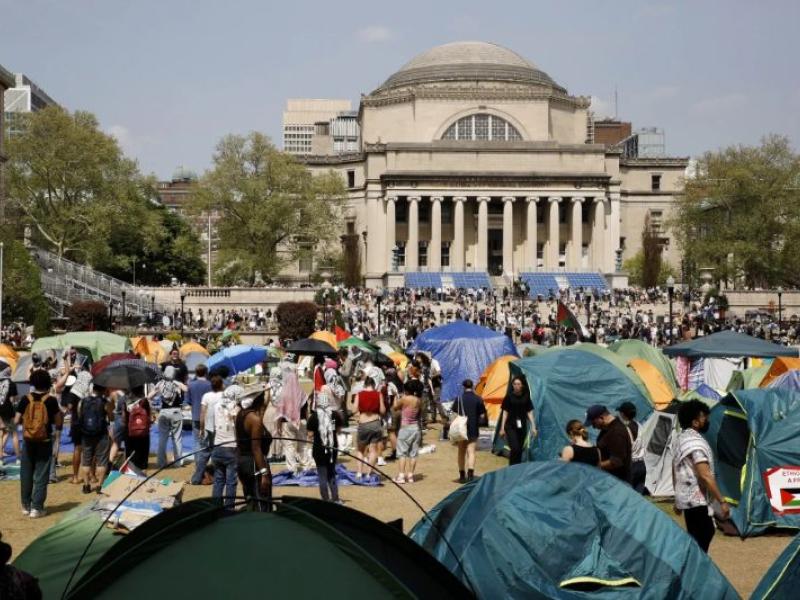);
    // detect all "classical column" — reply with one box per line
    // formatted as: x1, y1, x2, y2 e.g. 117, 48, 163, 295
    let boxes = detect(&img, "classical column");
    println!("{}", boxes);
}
452, 197, 466, 270
407, 196, 420, 270
477, 196, 489, 270
430, 196, 443, 270
502, 196, 515, 274
385, 197, 396, 271
547, 197, 561, 269
571, 197, 584, 270
592, 197, 606, 271
526, 197, 538, 270
366, 195, 380, 273
608, 194, 621, 272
